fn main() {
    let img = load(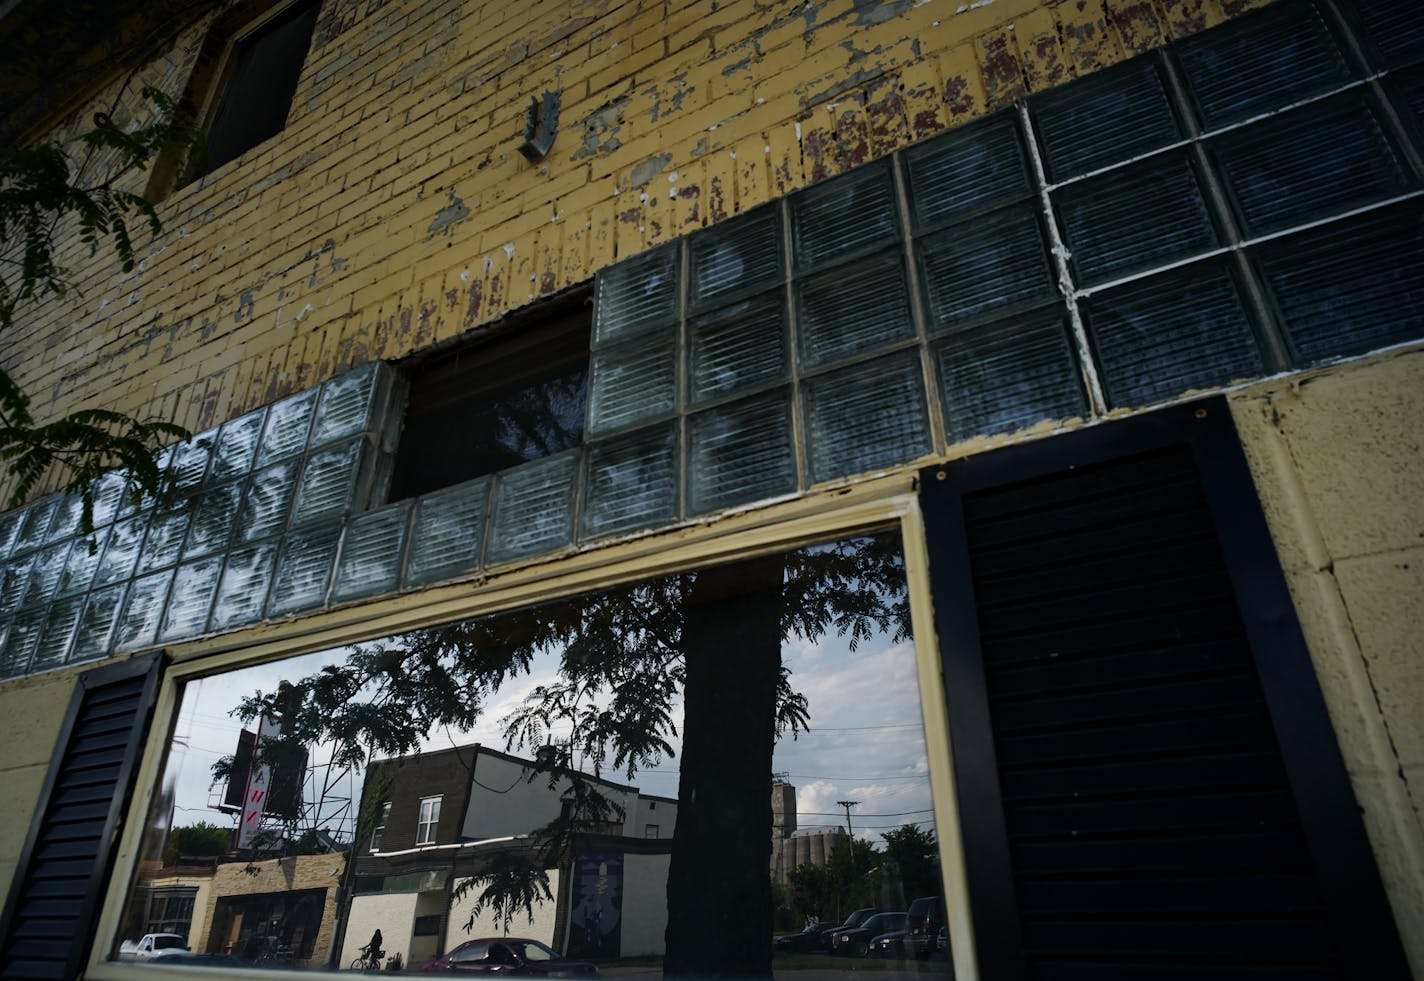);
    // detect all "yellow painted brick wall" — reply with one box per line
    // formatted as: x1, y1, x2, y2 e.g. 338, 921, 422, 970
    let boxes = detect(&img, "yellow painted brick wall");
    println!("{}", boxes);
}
1, 0, 1269, 505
